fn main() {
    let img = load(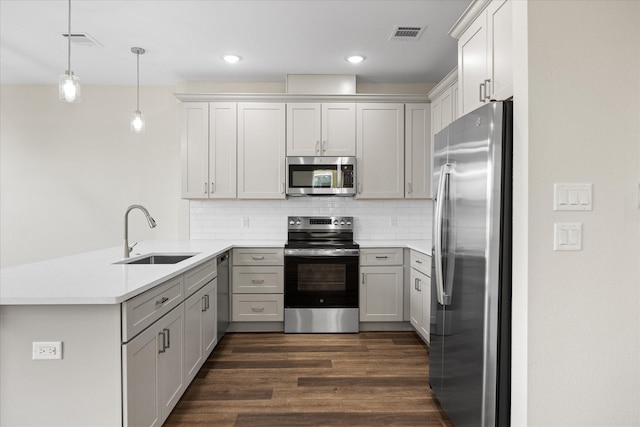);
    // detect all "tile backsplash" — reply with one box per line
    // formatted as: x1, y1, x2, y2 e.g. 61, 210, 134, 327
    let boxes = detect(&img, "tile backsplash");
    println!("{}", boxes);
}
190, 198, 432, 242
